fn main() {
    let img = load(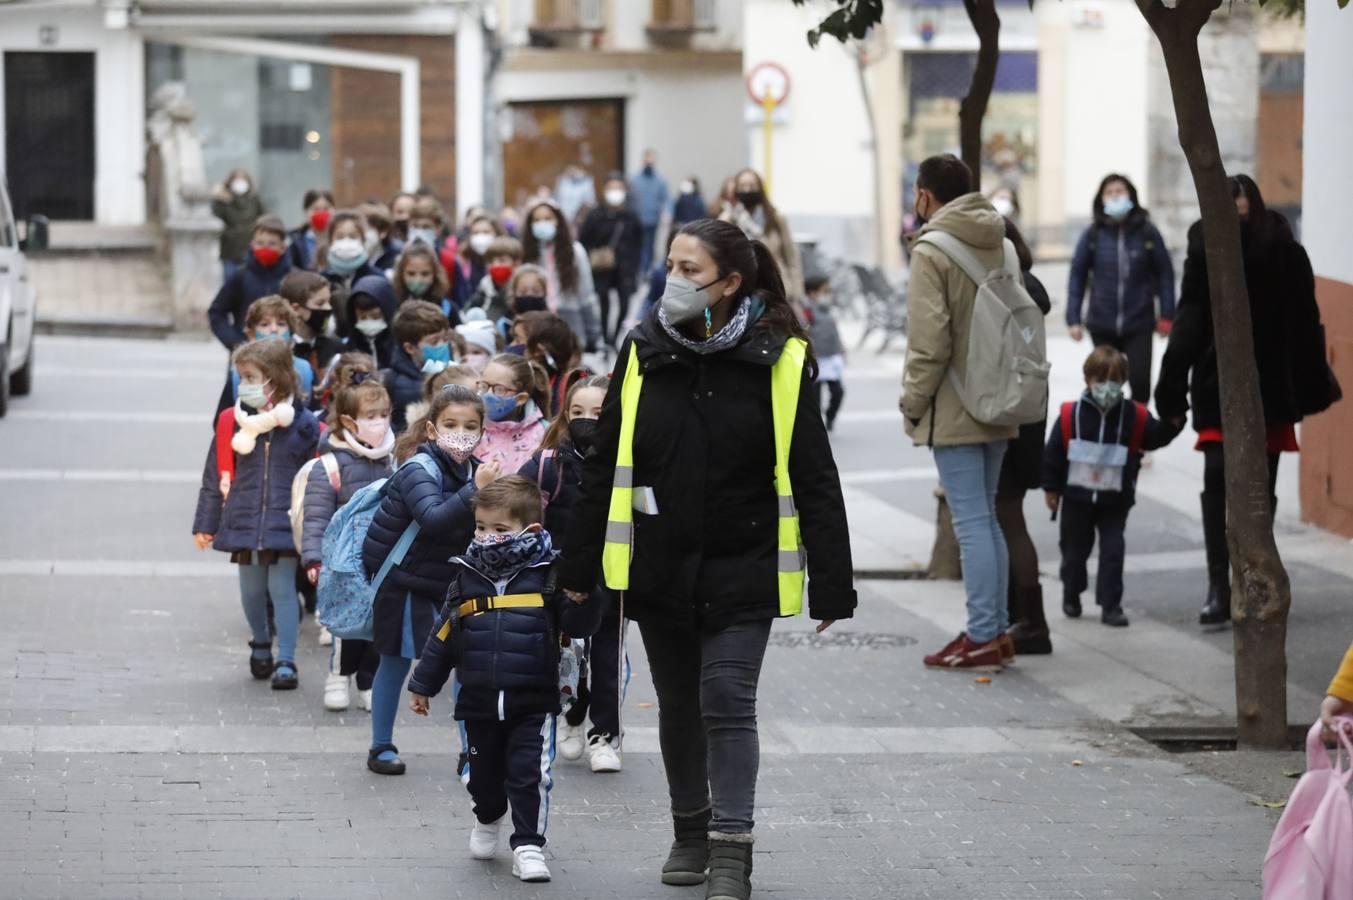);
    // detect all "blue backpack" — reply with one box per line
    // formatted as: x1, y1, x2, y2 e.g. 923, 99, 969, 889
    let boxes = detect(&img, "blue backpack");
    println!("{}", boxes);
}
317, 453, 441, 641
